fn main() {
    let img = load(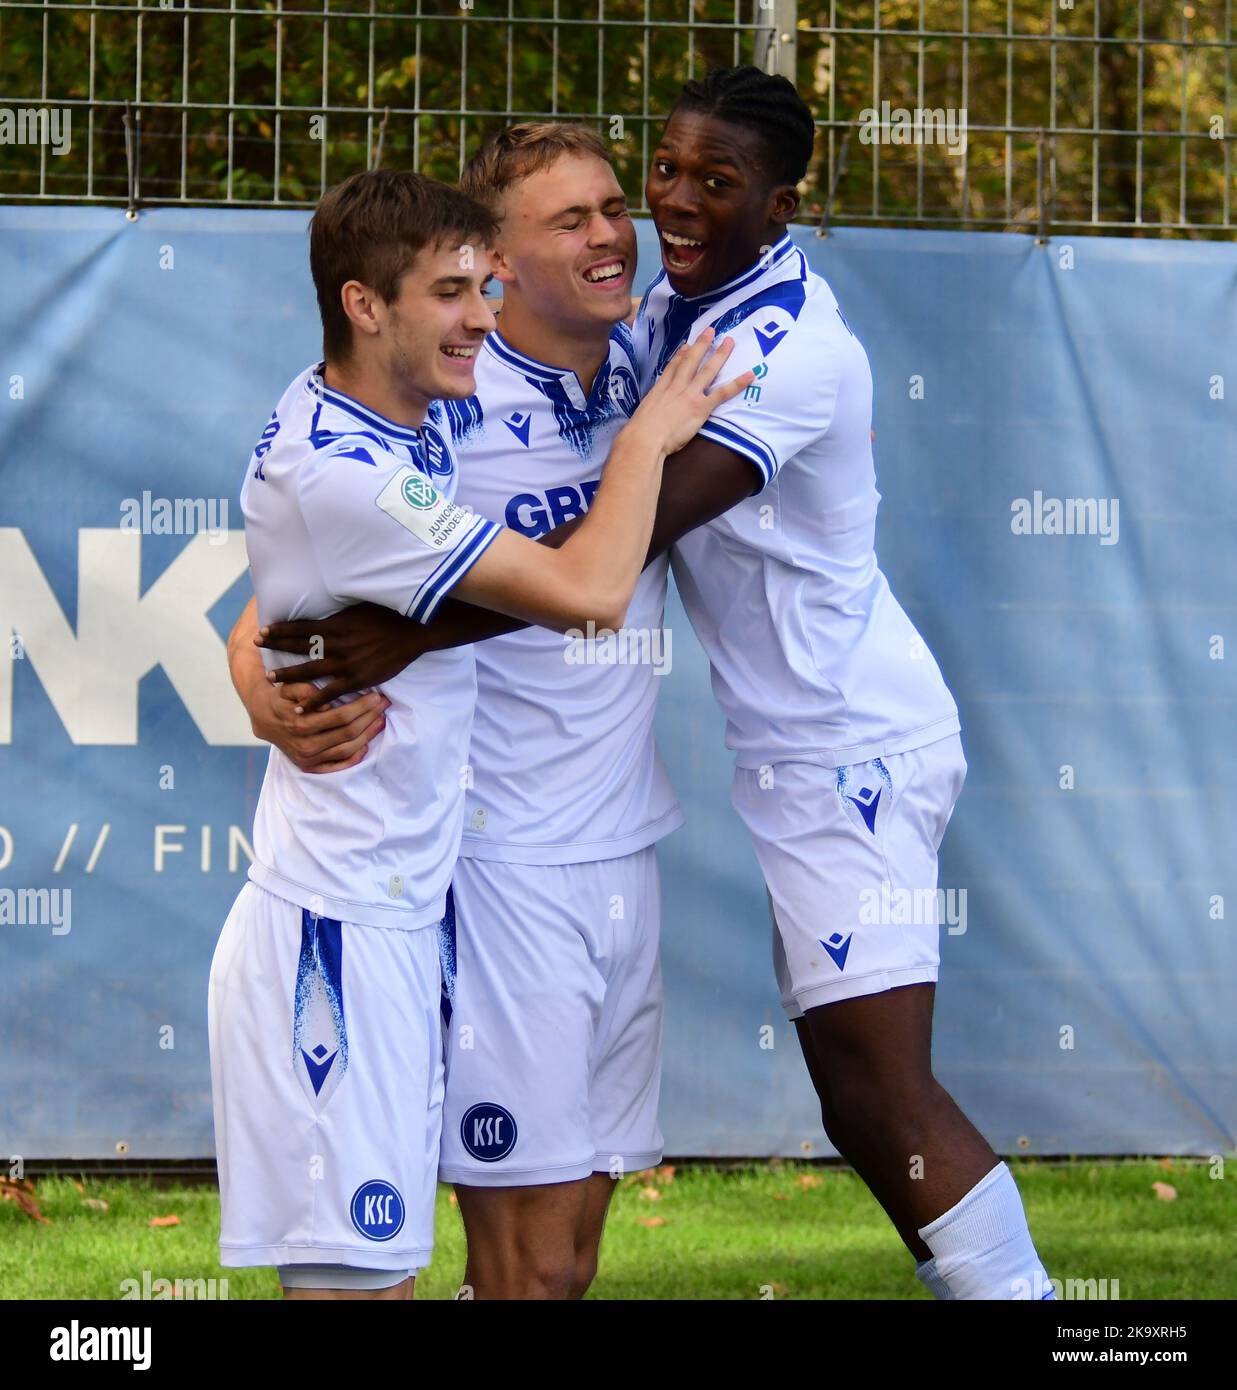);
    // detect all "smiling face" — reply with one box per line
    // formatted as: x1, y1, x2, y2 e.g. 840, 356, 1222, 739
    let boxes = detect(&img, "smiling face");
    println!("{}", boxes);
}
646, 108, 800, 297
373, 239, 497, 409
492, 151, 637, 331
